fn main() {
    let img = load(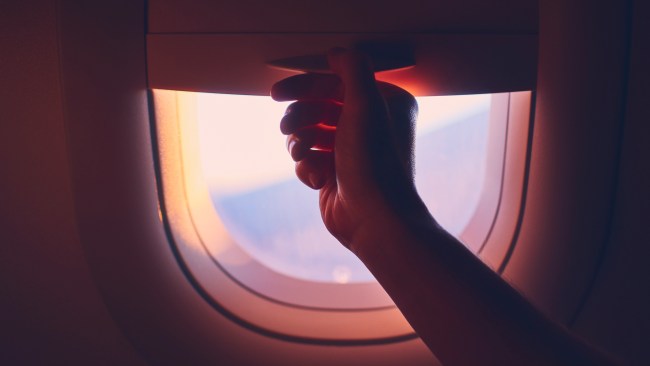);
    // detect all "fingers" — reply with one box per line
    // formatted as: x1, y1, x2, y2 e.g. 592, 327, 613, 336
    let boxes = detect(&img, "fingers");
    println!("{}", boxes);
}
270, 67, 413, 112
271, 48, 419, 193
271, 73, 343, 102
280, 100, 342, 135
271, 68, 341, 192
287, 125, 336, 161
294, 150, 335, 190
